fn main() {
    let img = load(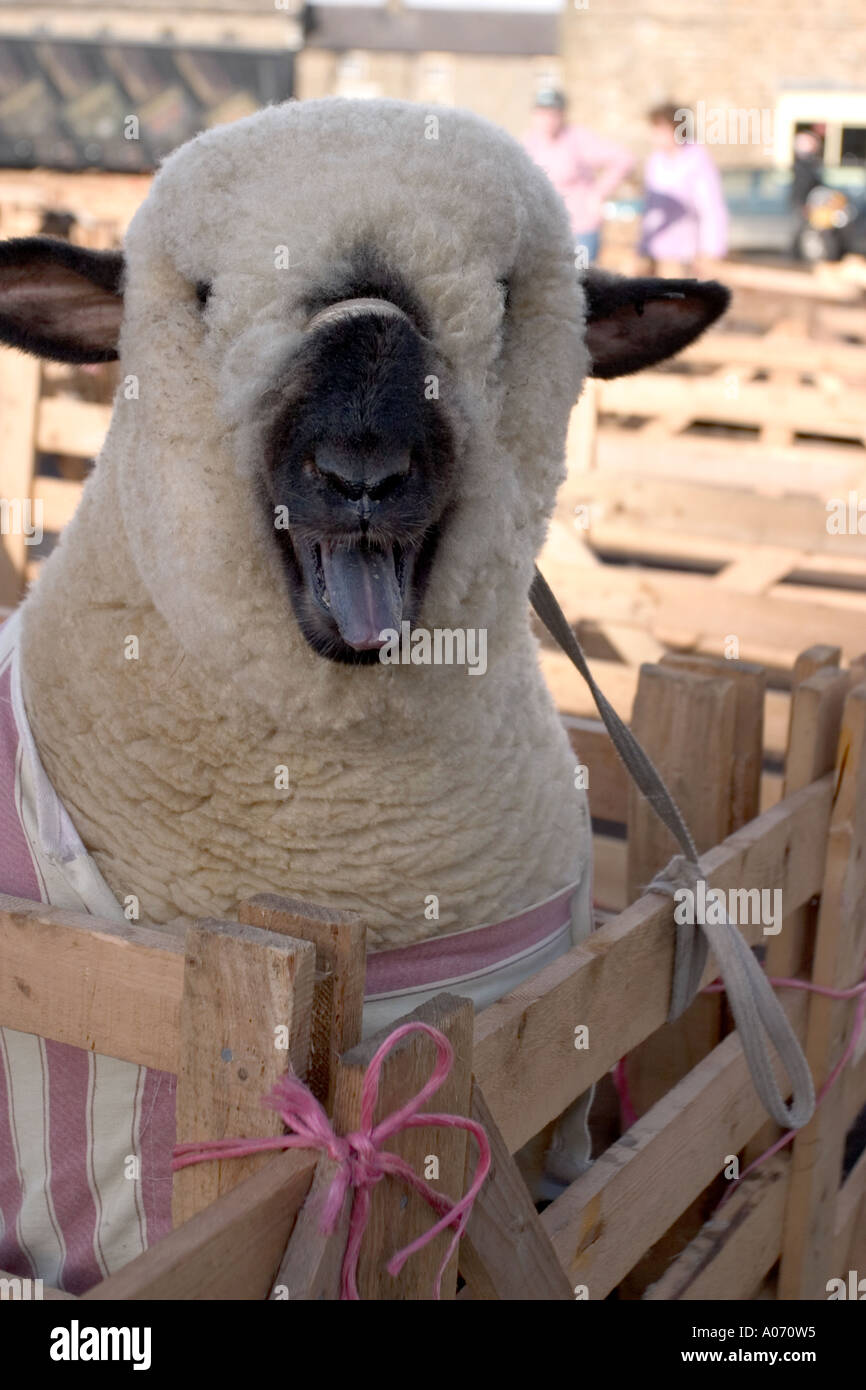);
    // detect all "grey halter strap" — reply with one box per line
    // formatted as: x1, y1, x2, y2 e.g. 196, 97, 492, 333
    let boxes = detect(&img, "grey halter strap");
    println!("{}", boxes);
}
530, 566, 815, 1131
